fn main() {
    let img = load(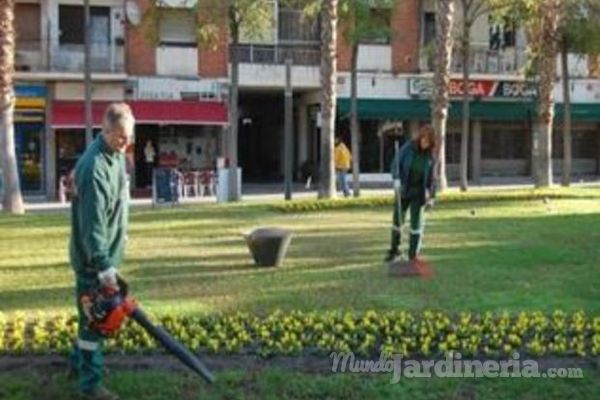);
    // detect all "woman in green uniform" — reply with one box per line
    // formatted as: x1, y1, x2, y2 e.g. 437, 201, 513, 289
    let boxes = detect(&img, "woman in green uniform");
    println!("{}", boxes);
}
385, 125, 437, 265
